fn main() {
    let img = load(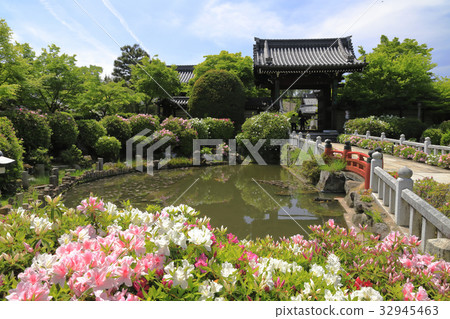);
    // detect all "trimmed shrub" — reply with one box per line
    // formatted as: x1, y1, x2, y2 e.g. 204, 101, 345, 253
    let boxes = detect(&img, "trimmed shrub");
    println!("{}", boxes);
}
27, 147, 52, 169
202, 117, 235, 139
439, 120, 450, 133
236, 112, 289, 162
178, 128, 198, 157
344, 116, 391, 137
76, 119, 107, 154
95, 136, 121, 162
10, 107, 51, 154
189, 118, 208, 139
100, 115, 131, 145
60, 145, 84, 166
0, 117, 24, 194
160, 116, 192, 138
49, 111, 79, 151
188, 70, 246, 127
385, 117, 427, 140
129, 114, 160, 136
440, 131, 450, 146
421, 128, 442, 145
